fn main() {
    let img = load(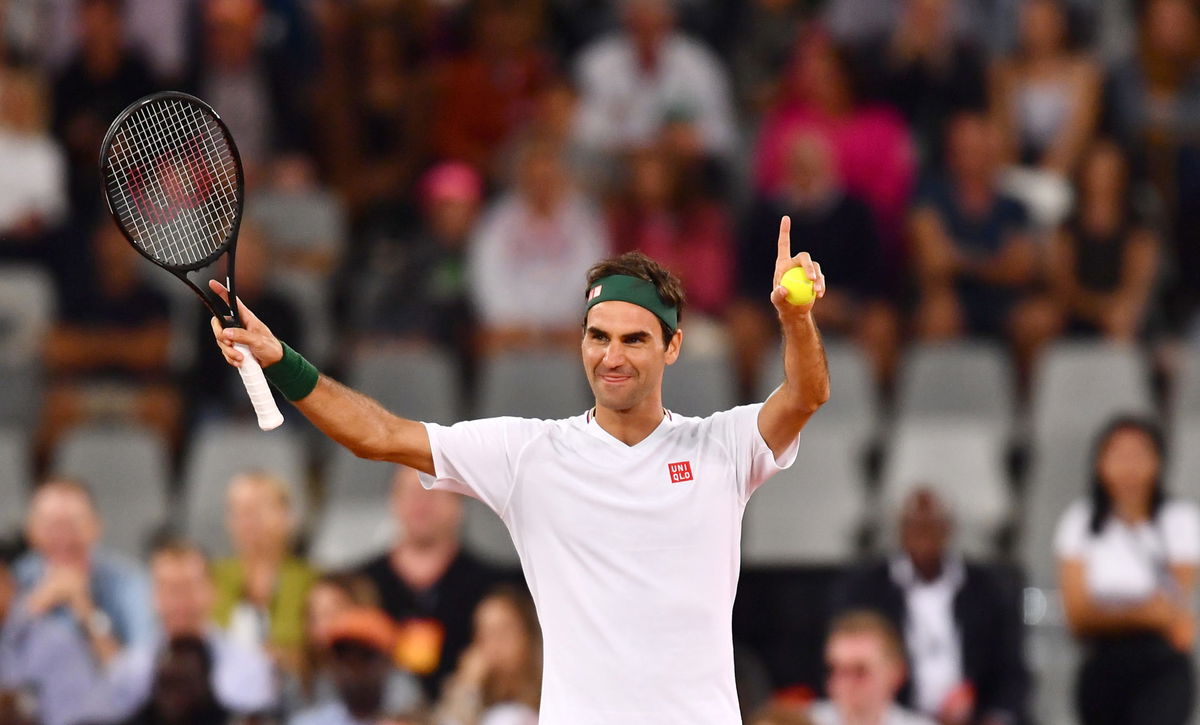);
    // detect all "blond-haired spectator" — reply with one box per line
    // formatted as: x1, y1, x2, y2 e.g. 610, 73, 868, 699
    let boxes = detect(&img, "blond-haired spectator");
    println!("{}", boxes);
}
213, 471, 316, 669
0, 69, 65, 244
